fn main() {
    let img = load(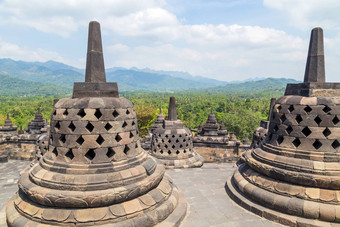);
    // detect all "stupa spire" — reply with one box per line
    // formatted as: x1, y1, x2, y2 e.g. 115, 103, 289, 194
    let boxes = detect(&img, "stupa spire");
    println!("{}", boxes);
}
168, 96, 177, 121
73, 21, 118, 98
304, 27, 325, 83
85, 21, 106, 83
